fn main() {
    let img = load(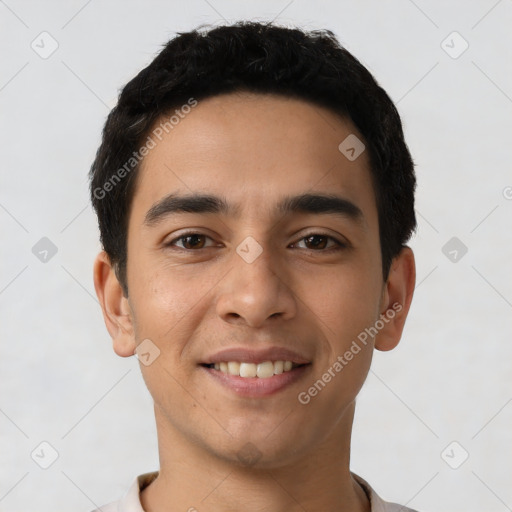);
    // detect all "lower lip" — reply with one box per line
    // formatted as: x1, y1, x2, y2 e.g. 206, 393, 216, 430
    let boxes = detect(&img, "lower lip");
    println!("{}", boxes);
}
200, 365, 311, 397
